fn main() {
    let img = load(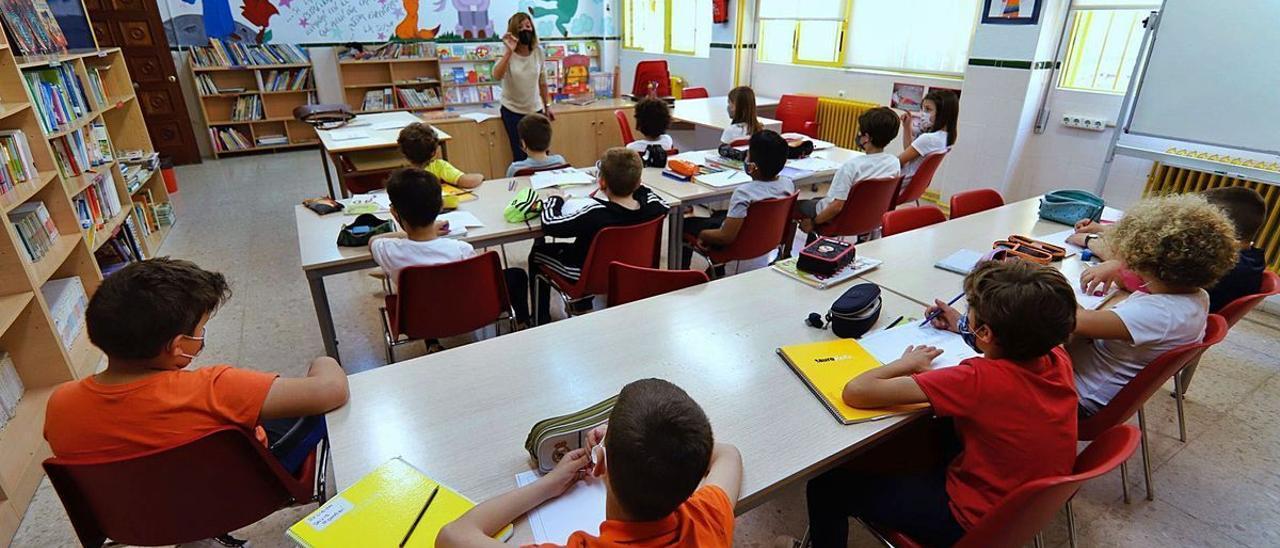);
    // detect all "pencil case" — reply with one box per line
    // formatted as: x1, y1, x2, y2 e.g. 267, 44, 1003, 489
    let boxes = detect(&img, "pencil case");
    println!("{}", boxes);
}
992, 239, 1054, 265
524, 395, 617, 474
827, 283, 882, 339
1006, 235, 1067, 261
797, 237, 856, 277
1039, 189, 1104, 226
668, 159, 700, 178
